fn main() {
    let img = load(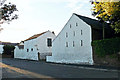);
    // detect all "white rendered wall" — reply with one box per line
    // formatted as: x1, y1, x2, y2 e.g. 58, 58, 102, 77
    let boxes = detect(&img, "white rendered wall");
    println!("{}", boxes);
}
47, 14, 93, 65
14, 41, 26, 59
14, 31, 56, 61
0, 45, 4, 54
14, 46, 25, 59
